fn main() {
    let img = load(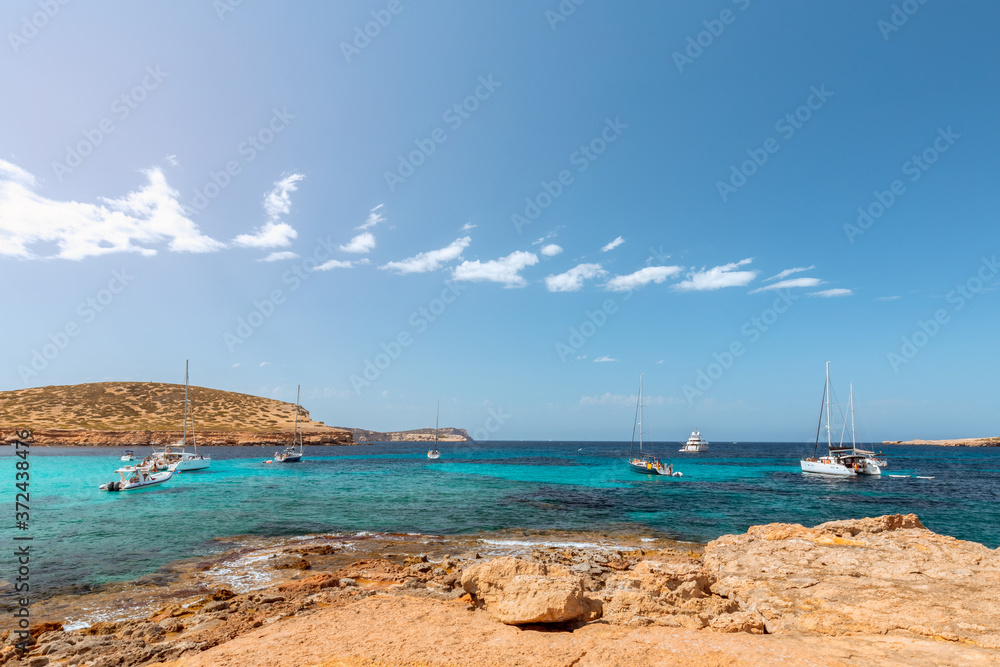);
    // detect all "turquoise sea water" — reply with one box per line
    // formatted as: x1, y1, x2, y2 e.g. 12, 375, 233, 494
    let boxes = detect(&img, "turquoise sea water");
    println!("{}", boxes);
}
4, 441, 998, 599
